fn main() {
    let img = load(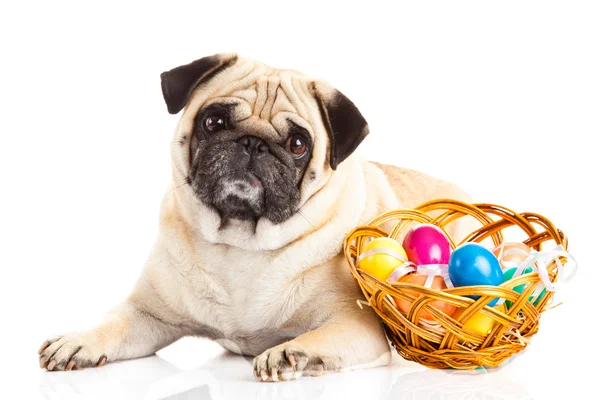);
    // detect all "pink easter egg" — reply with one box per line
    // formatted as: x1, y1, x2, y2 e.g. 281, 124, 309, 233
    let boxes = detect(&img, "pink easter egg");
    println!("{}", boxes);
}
402, 223, 451, 265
